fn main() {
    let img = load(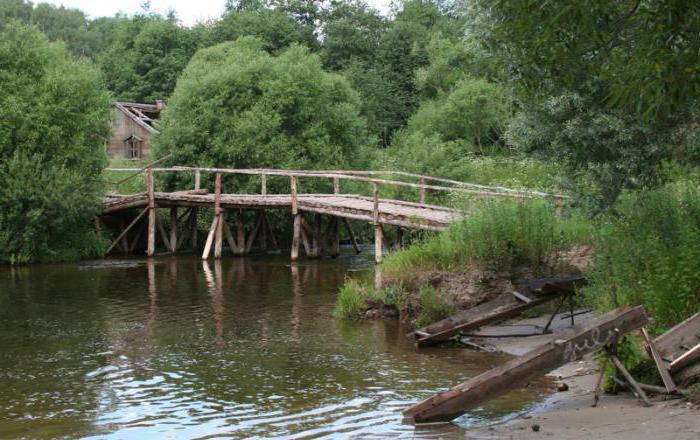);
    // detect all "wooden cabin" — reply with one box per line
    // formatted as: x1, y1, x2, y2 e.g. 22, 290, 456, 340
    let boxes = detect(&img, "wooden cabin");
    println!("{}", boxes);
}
107, 102, 163, 159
